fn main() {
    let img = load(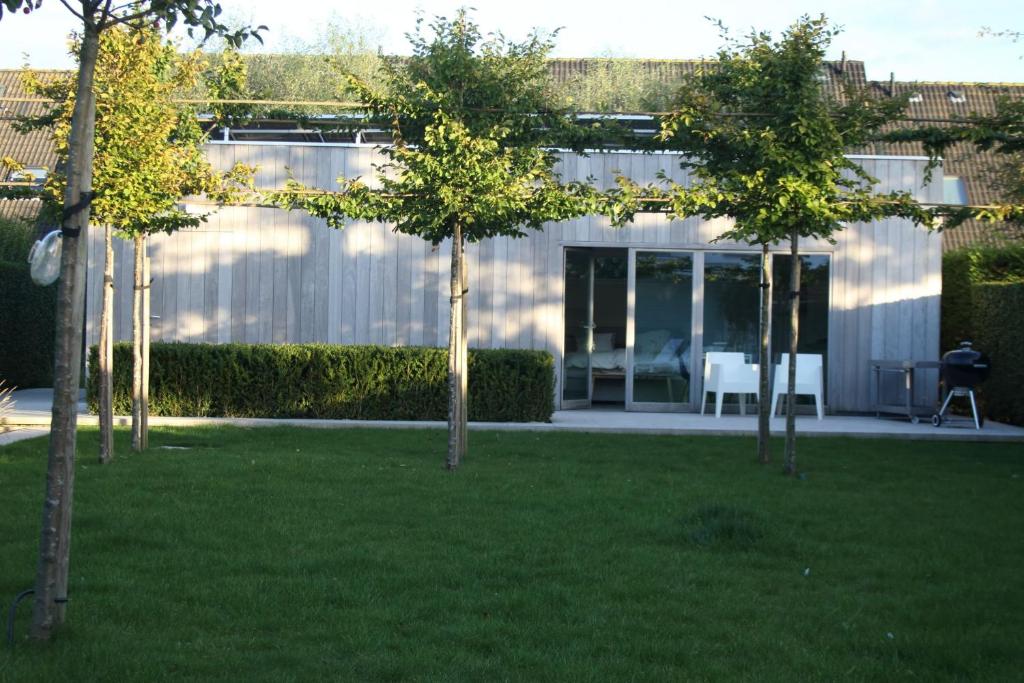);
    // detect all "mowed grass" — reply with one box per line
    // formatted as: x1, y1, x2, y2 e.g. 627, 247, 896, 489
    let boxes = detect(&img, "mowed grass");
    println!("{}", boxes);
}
1, 427, 1022, 682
